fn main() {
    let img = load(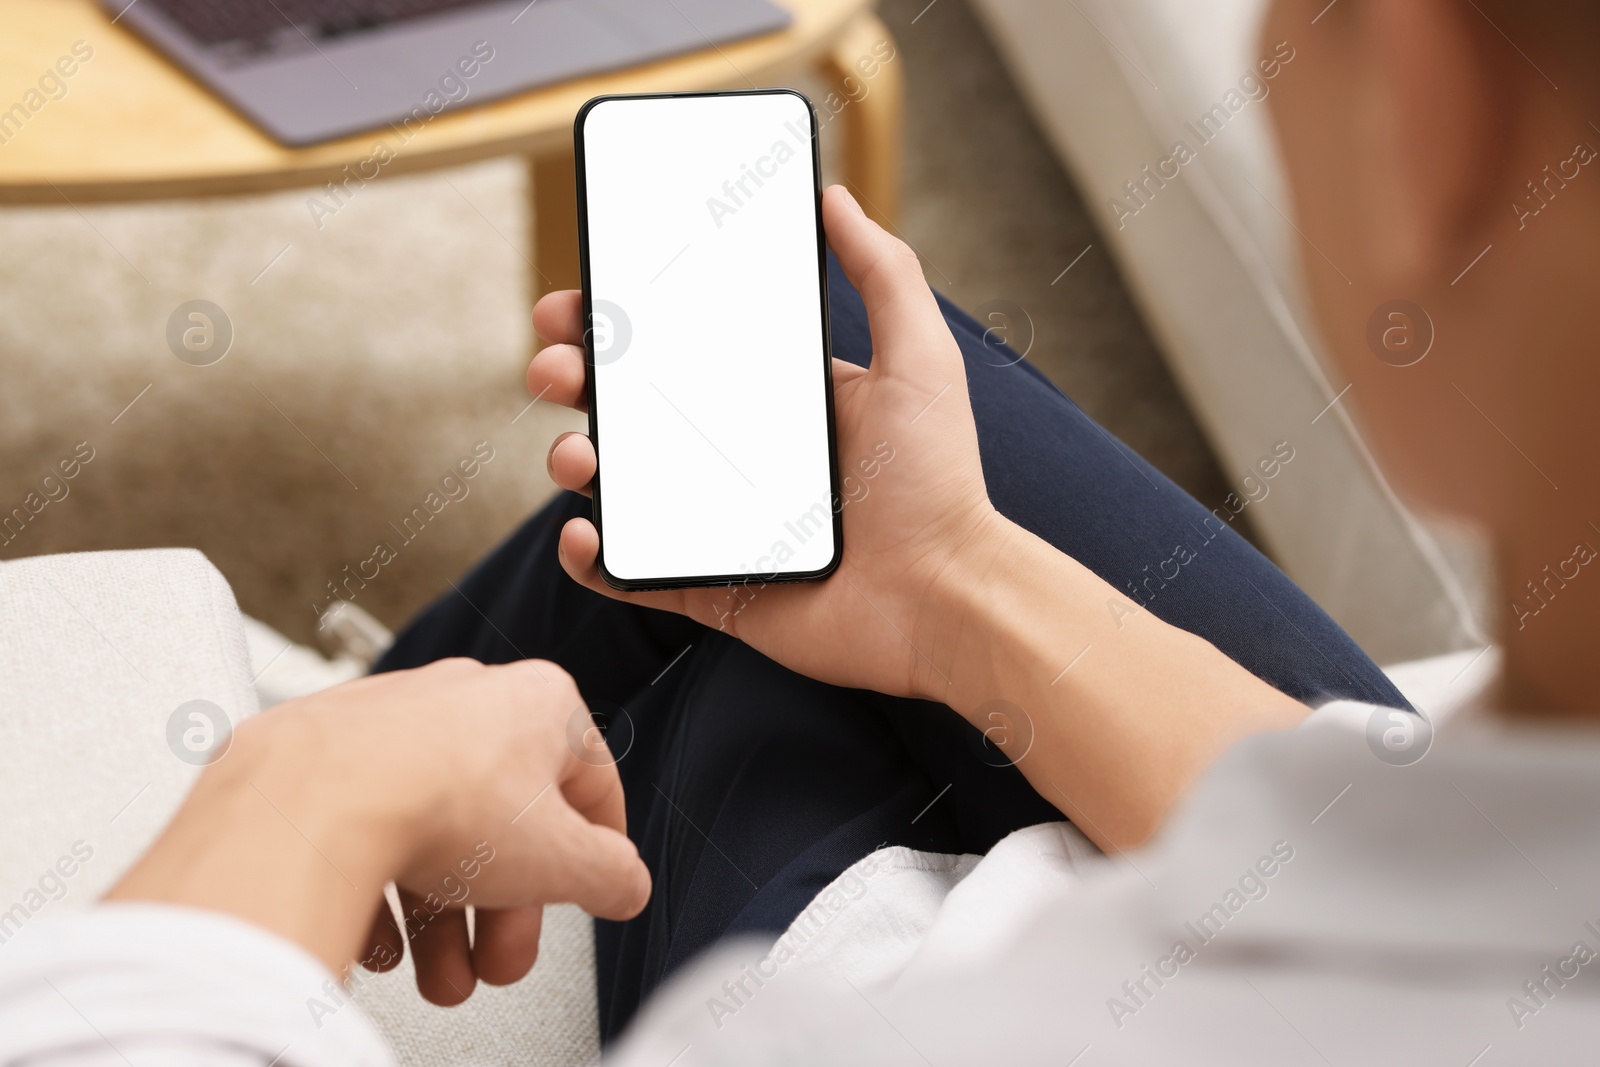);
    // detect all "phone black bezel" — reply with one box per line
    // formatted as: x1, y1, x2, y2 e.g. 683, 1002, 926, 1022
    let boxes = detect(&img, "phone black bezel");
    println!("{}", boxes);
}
572, 88, 843, 592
